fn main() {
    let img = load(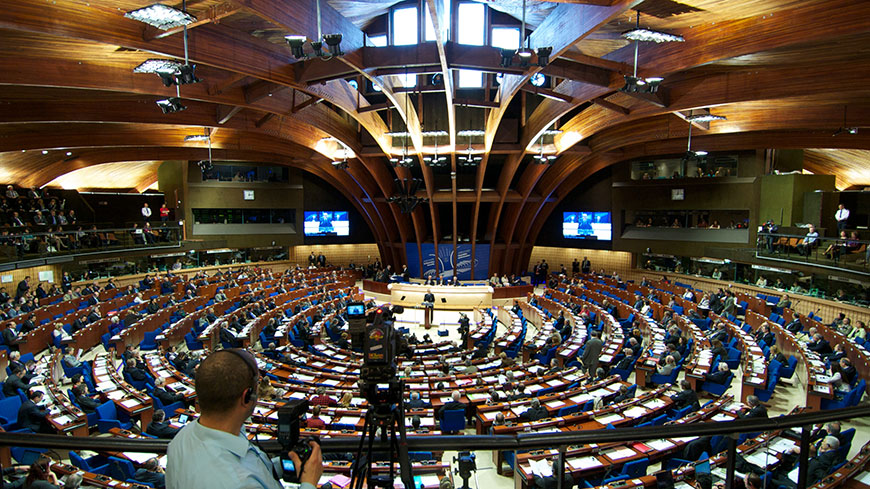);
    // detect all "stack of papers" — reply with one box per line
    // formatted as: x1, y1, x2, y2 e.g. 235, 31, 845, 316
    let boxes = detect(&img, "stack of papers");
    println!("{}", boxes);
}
567, 456, 603, 470
602, 447, 636, 461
